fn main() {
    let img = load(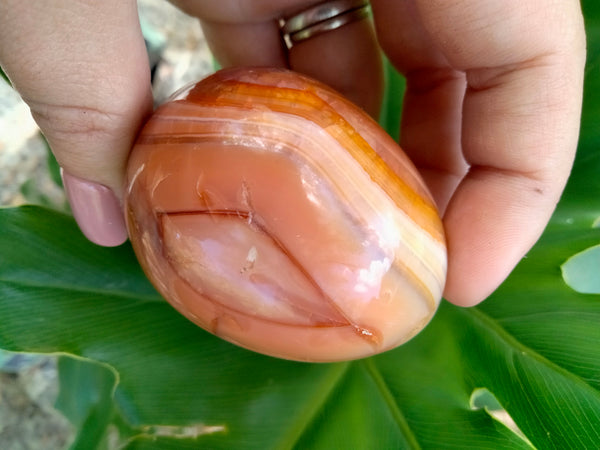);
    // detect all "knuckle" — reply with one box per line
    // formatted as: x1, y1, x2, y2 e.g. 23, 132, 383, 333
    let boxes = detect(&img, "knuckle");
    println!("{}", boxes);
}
29, 101, 125, 144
